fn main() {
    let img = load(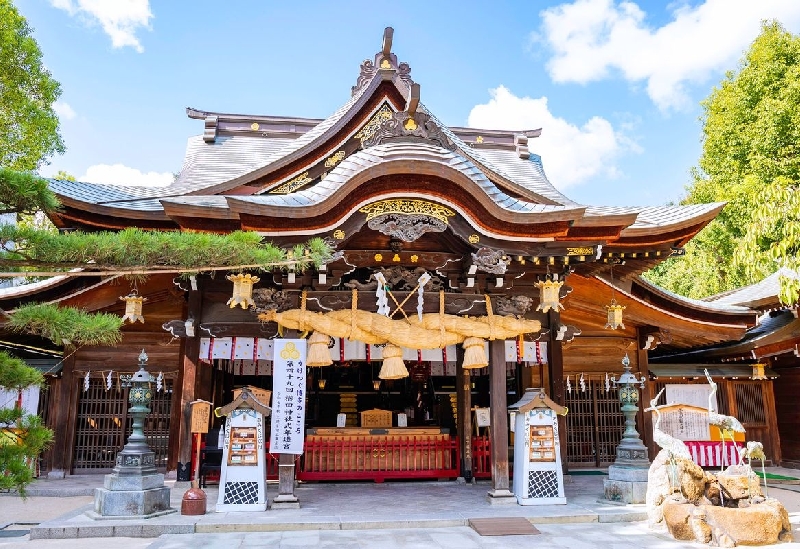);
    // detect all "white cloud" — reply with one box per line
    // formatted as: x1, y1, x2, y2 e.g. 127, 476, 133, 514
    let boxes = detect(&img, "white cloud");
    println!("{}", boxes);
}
537, 0, 800, 111
49, 0, 153, 53
52, 101, 76, 120
468, 86, 637, 189
80, 164, 172, 186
